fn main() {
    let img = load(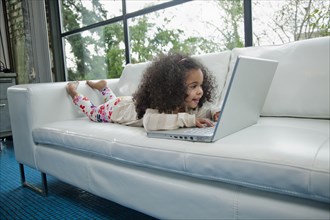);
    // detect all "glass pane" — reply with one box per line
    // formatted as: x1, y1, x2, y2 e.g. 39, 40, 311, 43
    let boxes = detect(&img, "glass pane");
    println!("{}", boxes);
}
126, 0, 171, 13
128, 0, 244, 63
60, 0, 122, 32
252, 0, 330, 46
63, 22, 125, 81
